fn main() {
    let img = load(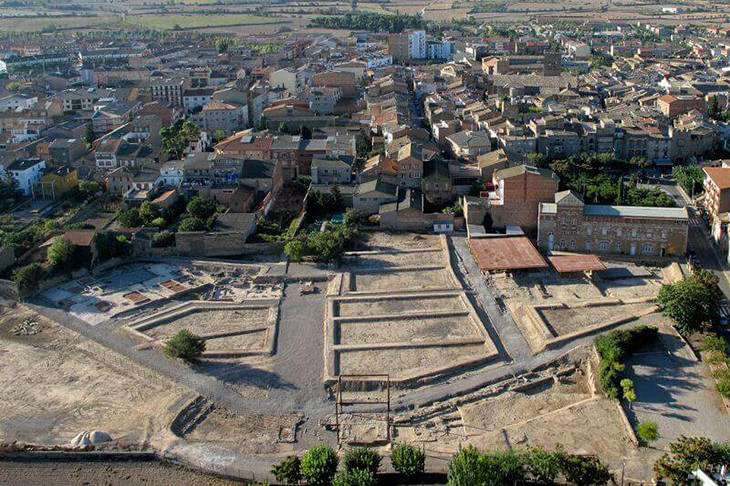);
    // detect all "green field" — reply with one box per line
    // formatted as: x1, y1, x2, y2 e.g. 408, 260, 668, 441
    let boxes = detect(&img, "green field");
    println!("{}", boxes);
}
124, 13, 284, 30
0, 14, 120, 32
